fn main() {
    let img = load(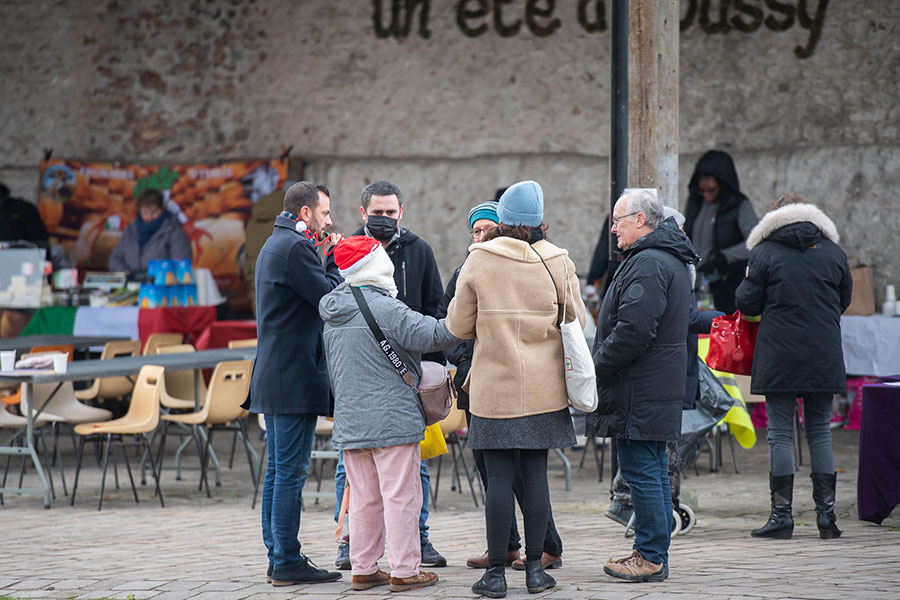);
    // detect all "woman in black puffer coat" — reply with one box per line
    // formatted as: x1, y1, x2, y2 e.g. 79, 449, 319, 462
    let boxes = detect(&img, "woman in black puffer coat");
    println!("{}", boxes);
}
735, 193, 852, 541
